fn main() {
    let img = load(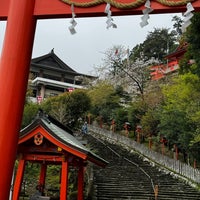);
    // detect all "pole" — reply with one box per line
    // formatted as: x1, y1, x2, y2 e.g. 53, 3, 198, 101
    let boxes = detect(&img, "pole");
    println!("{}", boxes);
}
0, 0, 36, 199
12, 159, 26, 200
60, 160, 69, 200
78, 163, 84, 200
39, 163, 47, 195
